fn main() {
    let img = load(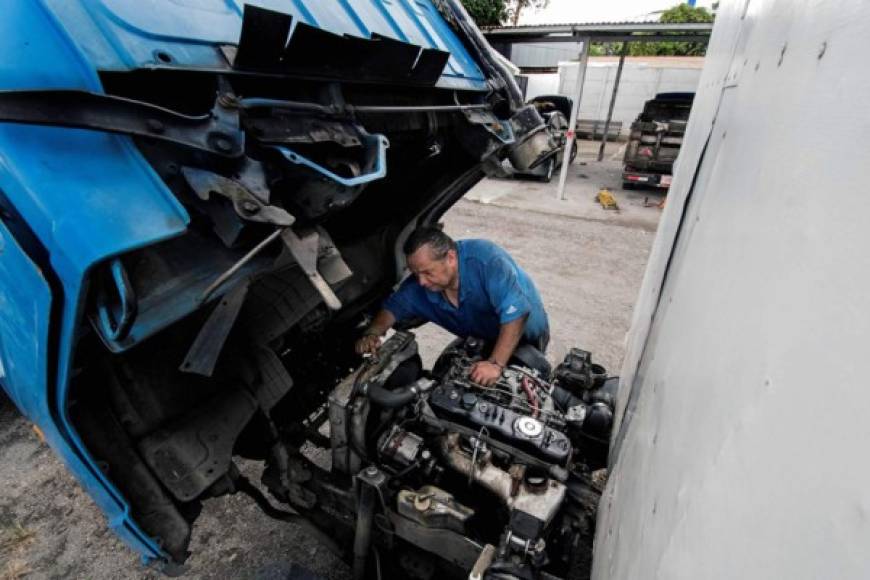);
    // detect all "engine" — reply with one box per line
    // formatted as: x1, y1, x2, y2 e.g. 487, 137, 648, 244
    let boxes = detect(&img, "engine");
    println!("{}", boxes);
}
328, 332, 616, 580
